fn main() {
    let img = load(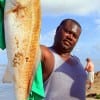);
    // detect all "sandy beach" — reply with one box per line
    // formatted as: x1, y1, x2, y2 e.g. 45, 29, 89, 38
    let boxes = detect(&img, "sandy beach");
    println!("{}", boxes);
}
86, 71, 100, 100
